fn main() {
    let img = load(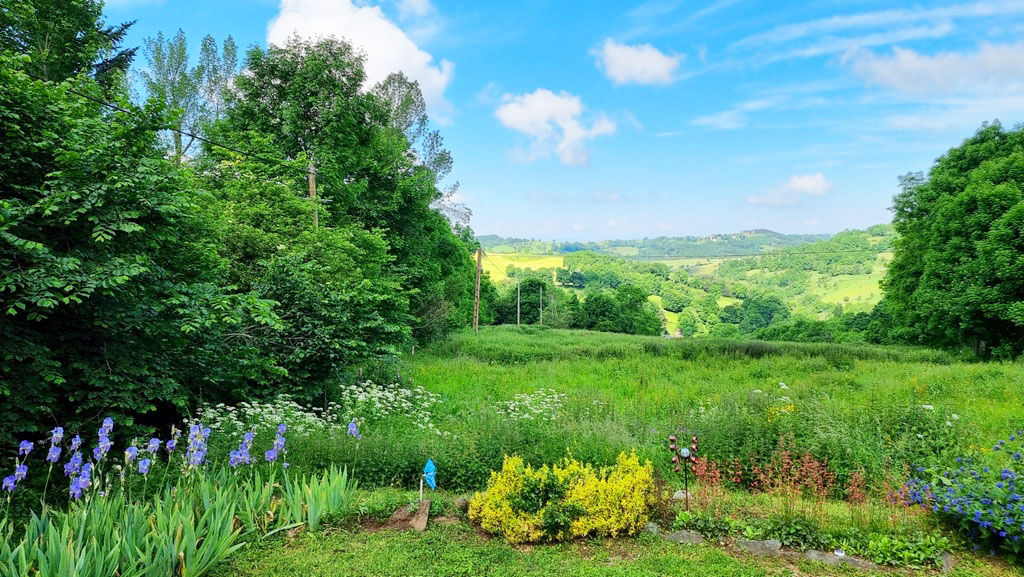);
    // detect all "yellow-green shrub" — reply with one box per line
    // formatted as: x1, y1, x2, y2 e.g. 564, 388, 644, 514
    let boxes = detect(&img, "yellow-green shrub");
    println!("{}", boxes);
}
468, 451, 656, 544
